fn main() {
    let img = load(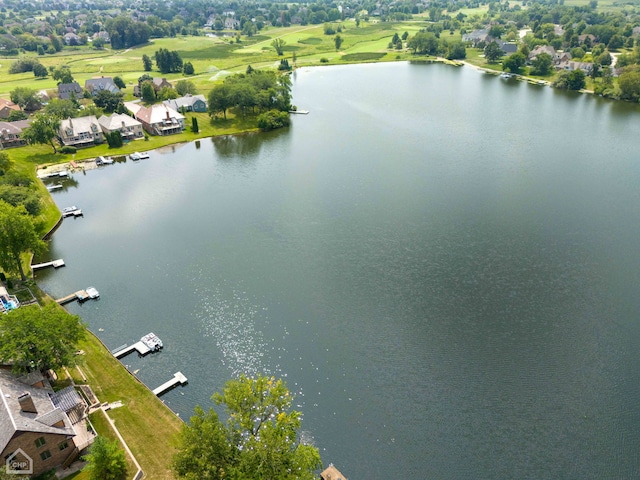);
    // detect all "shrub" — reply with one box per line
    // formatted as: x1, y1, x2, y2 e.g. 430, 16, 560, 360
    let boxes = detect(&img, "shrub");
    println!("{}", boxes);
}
59, 146, 77, 154
257, 110, 291, 131
320, 57, 329, 63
